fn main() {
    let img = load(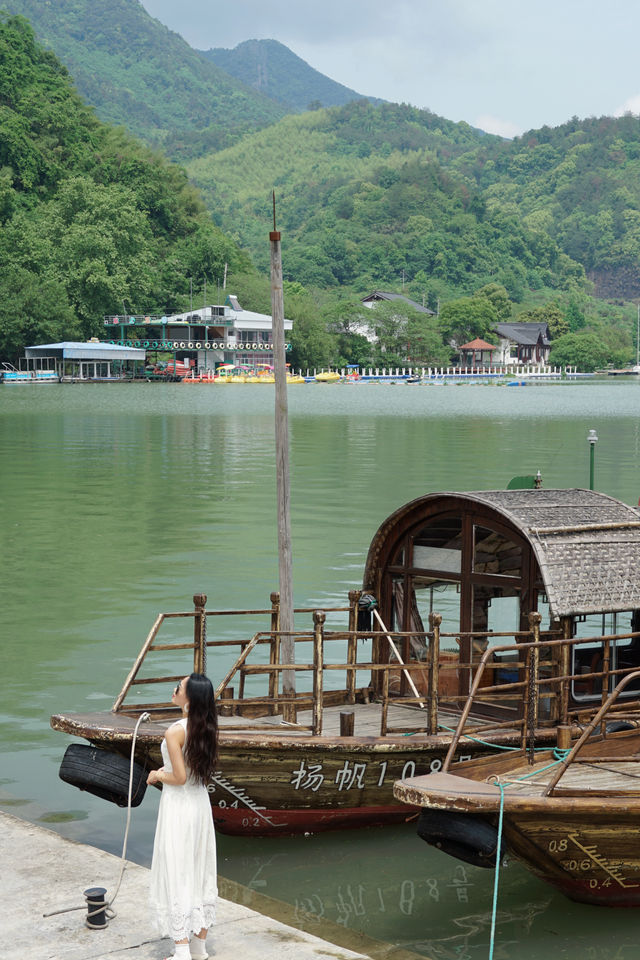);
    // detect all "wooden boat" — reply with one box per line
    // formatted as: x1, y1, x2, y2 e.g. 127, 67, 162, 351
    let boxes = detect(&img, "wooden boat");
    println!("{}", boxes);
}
394, 651, 640, 906
51, 488, 640, 837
